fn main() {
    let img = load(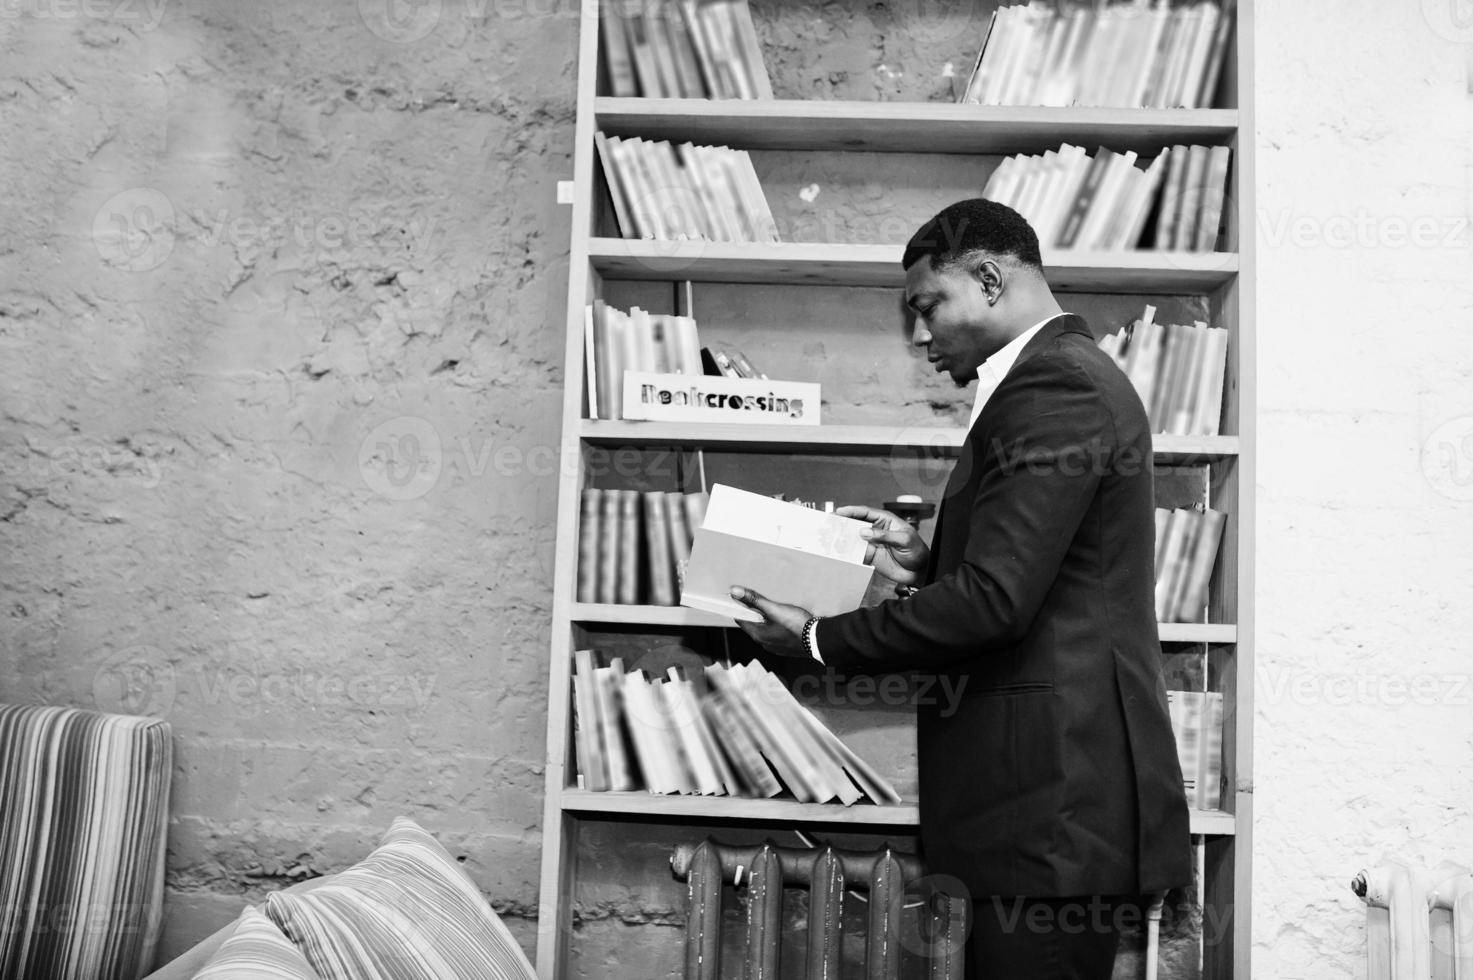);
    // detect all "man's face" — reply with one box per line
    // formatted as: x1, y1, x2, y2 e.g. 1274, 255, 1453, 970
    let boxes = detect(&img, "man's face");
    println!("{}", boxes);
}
904, 257, 1003, 386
